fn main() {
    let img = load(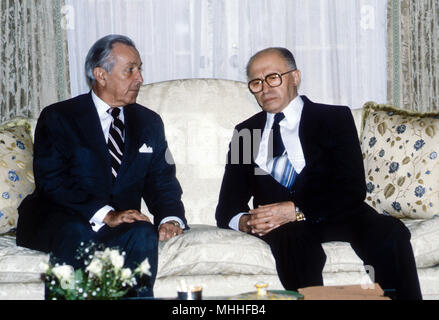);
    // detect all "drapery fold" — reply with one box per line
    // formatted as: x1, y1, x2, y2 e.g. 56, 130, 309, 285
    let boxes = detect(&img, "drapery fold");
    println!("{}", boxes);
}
387, 0, 439, 112
3, 1, 437, 118
0, 0, 70, 122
